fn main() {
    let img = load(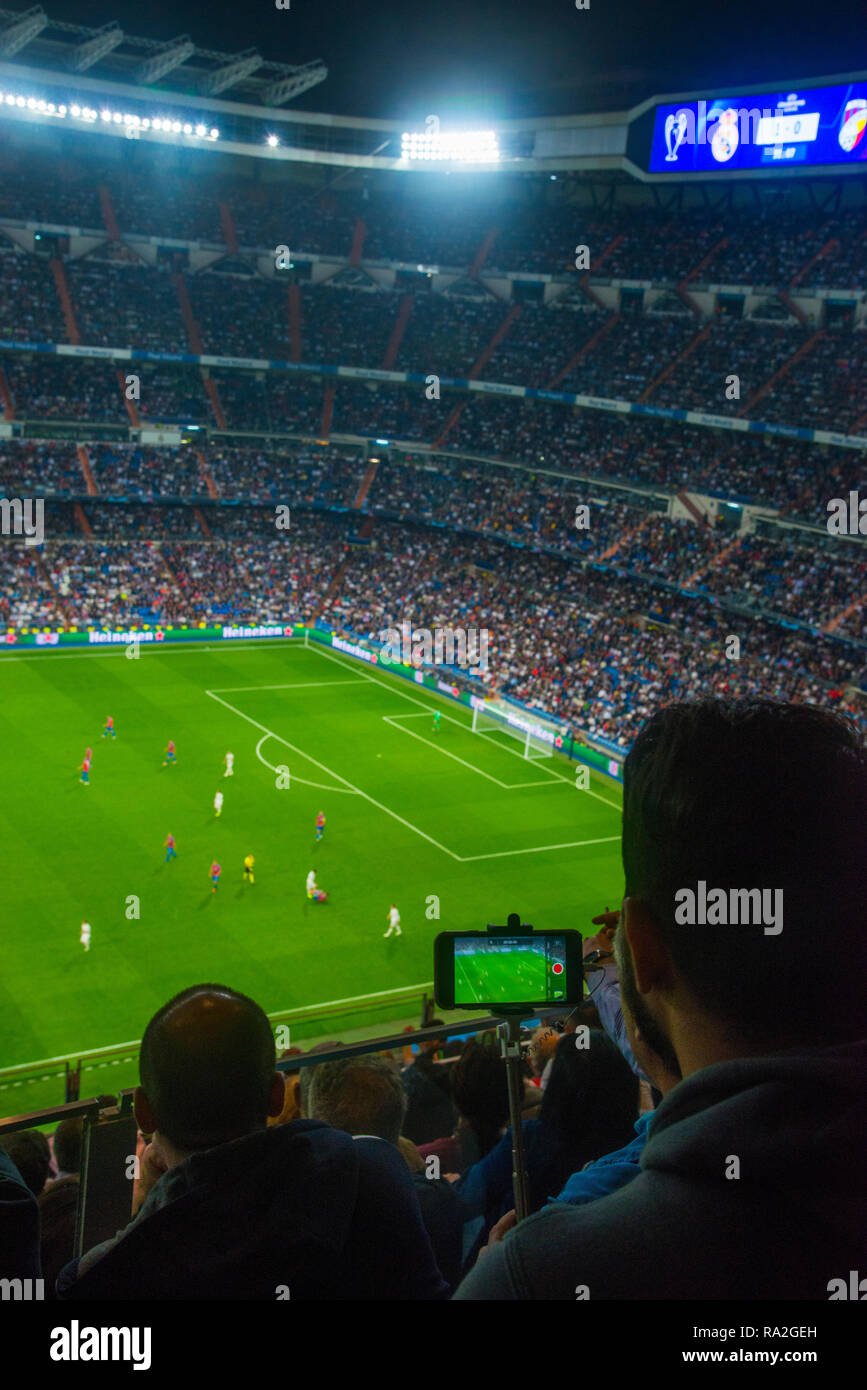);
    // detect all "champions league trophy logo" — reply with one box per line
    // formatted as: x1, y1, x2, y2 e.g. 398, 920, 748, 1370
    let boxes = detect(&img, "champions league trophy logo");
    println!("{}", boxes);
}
664, 110, 688, 161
